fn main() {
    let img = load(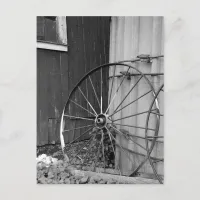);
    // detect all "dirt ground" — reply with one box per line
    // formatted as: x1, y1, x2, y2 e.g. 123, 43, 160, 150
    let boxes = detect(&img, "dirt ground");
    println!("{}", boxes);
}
37, 139, 117, 184
36, 153, 123, 184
